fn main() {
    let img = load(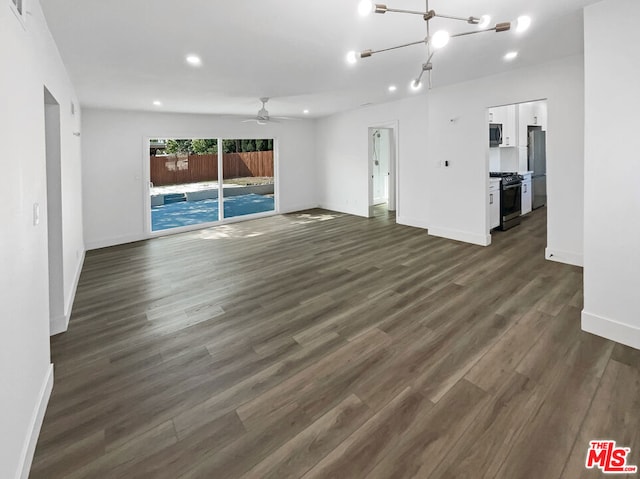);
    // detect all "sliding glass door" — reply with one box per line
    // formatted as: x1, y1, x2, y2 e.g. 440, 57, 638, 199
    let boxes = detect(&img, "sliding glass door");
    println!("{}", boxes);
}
221, 139, 275, 220
149, 137, 275, 233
